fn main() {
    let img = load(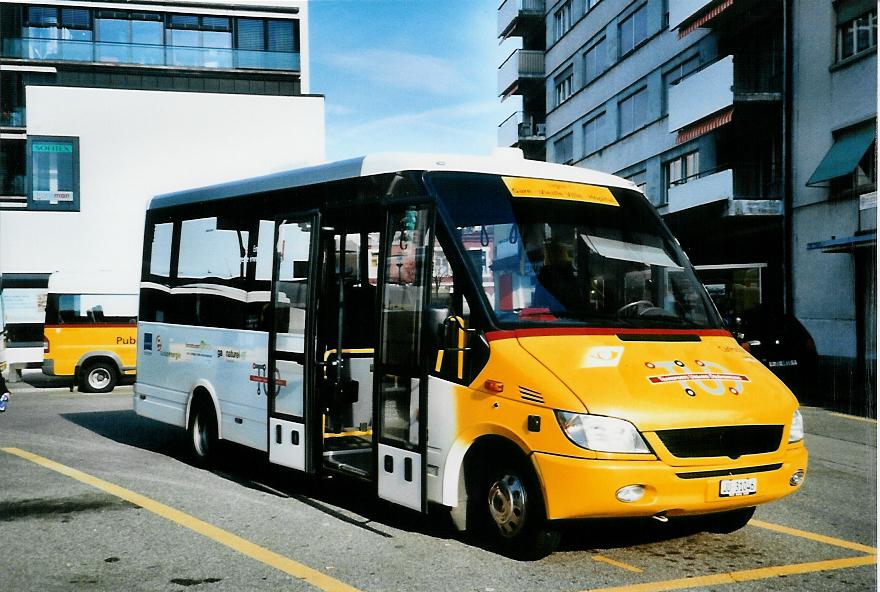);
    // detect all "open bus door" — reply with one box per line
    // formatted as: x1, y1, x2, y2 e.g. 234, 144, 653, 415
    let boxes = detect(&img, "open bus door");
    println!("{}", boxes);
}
268, 212, 321, 473
374, 205, 432, 511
